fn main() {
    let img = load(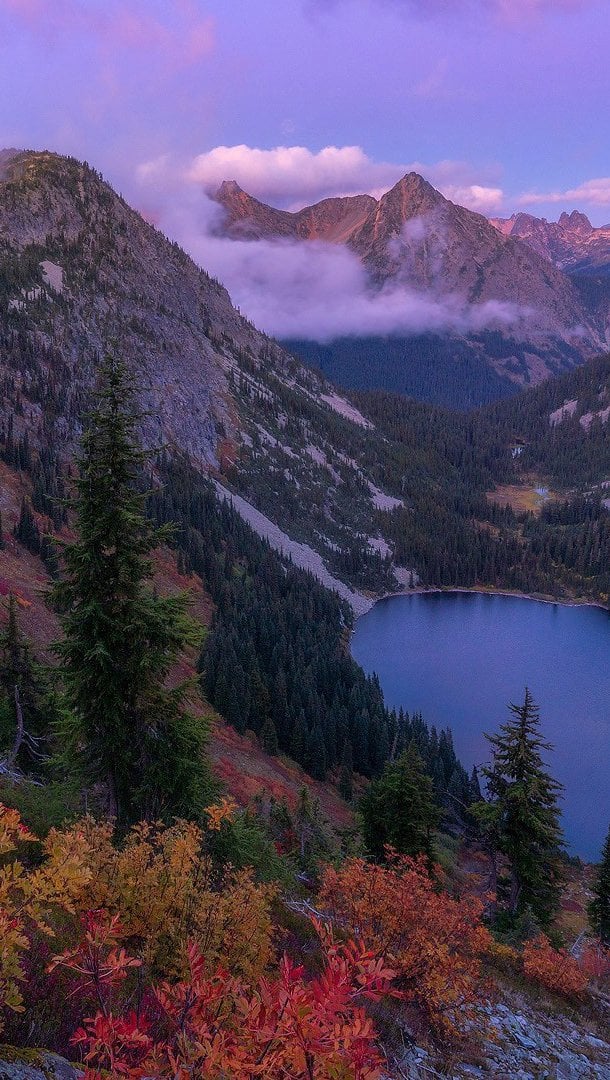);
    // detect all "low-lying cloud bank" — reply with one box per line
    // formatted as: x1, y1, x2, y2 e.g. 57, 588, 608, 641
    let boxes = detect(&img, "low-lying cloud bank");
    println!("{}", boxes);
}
146, 182, 529, 343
